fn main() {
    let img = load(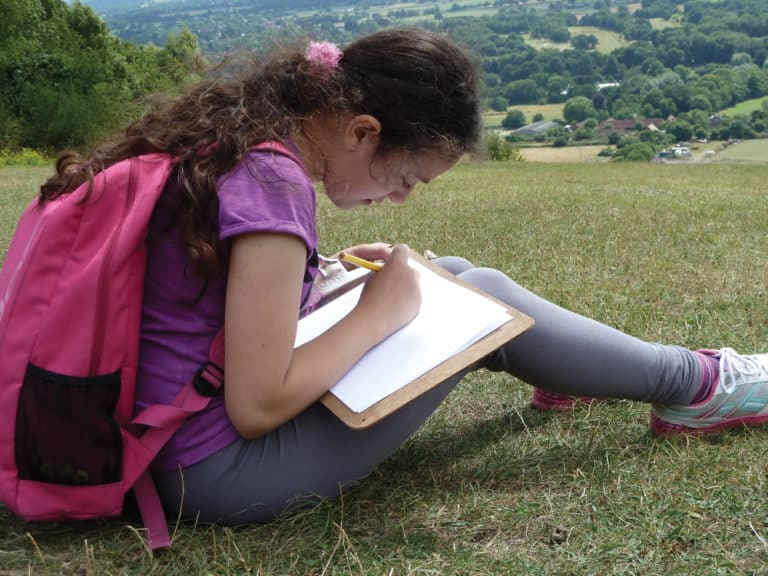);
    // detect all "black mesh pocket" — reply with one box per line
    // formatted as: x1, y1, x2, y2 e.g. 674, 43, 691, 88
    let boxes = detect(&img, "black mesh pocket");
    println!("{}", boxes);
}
15, 364, 123, 485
